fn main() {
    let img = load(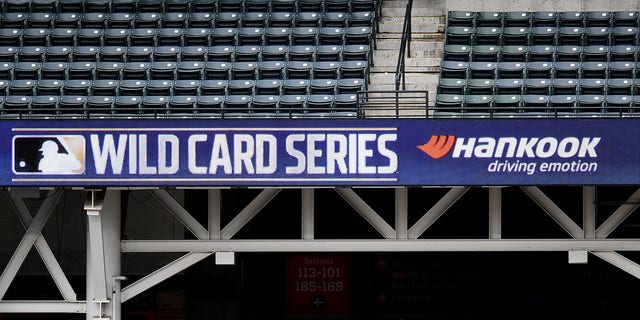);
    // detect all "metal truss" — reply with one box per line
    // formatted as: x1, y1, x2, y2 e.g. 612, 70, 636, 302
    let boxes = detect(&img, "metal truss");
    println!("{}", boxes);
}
1, 185, 640, 319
